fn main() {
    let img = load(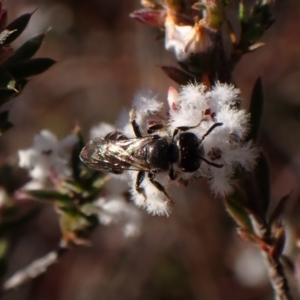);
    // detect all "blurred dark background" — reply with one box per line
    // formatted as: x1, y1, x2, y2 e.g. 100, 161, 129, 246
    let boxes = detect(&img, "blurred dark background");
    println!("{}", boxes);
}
2, 0, 300, 299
